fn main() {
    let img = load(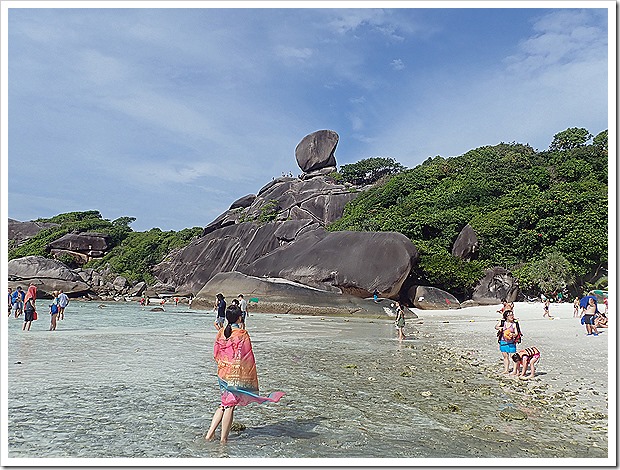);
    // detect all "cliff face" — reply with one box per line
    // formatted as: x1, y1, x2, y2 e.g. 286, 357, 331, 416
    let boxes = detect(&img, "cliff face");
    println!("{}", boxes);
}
152, 130, 421, 308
